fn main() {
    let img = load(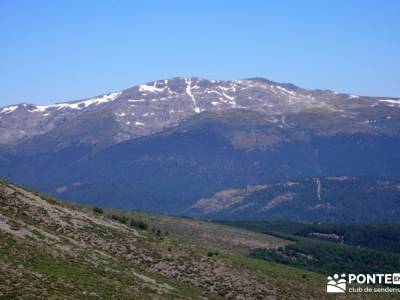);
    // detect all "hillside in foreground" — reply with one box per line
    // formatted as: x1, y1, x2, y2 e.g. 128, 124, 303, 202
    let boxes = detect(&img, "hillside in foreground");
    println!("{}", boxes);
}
0, 179, 361, 299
